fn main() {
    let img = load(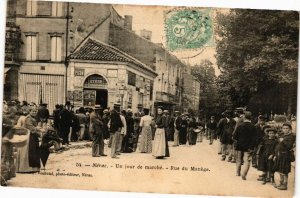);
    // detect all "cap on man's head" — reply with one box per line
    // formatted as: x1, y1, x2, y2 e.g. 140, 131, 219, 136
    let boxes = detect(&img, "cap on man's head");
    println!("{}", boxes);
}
265, 127, 277, 133
103, 109, 109, 113
224, 110, 233, 117
163, 110, 169, 113
258, 115, 267, 121
244, 111, 252, 120
94, 105, 103, 110
282, 122, 292, 129
65, 101, 71, 106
